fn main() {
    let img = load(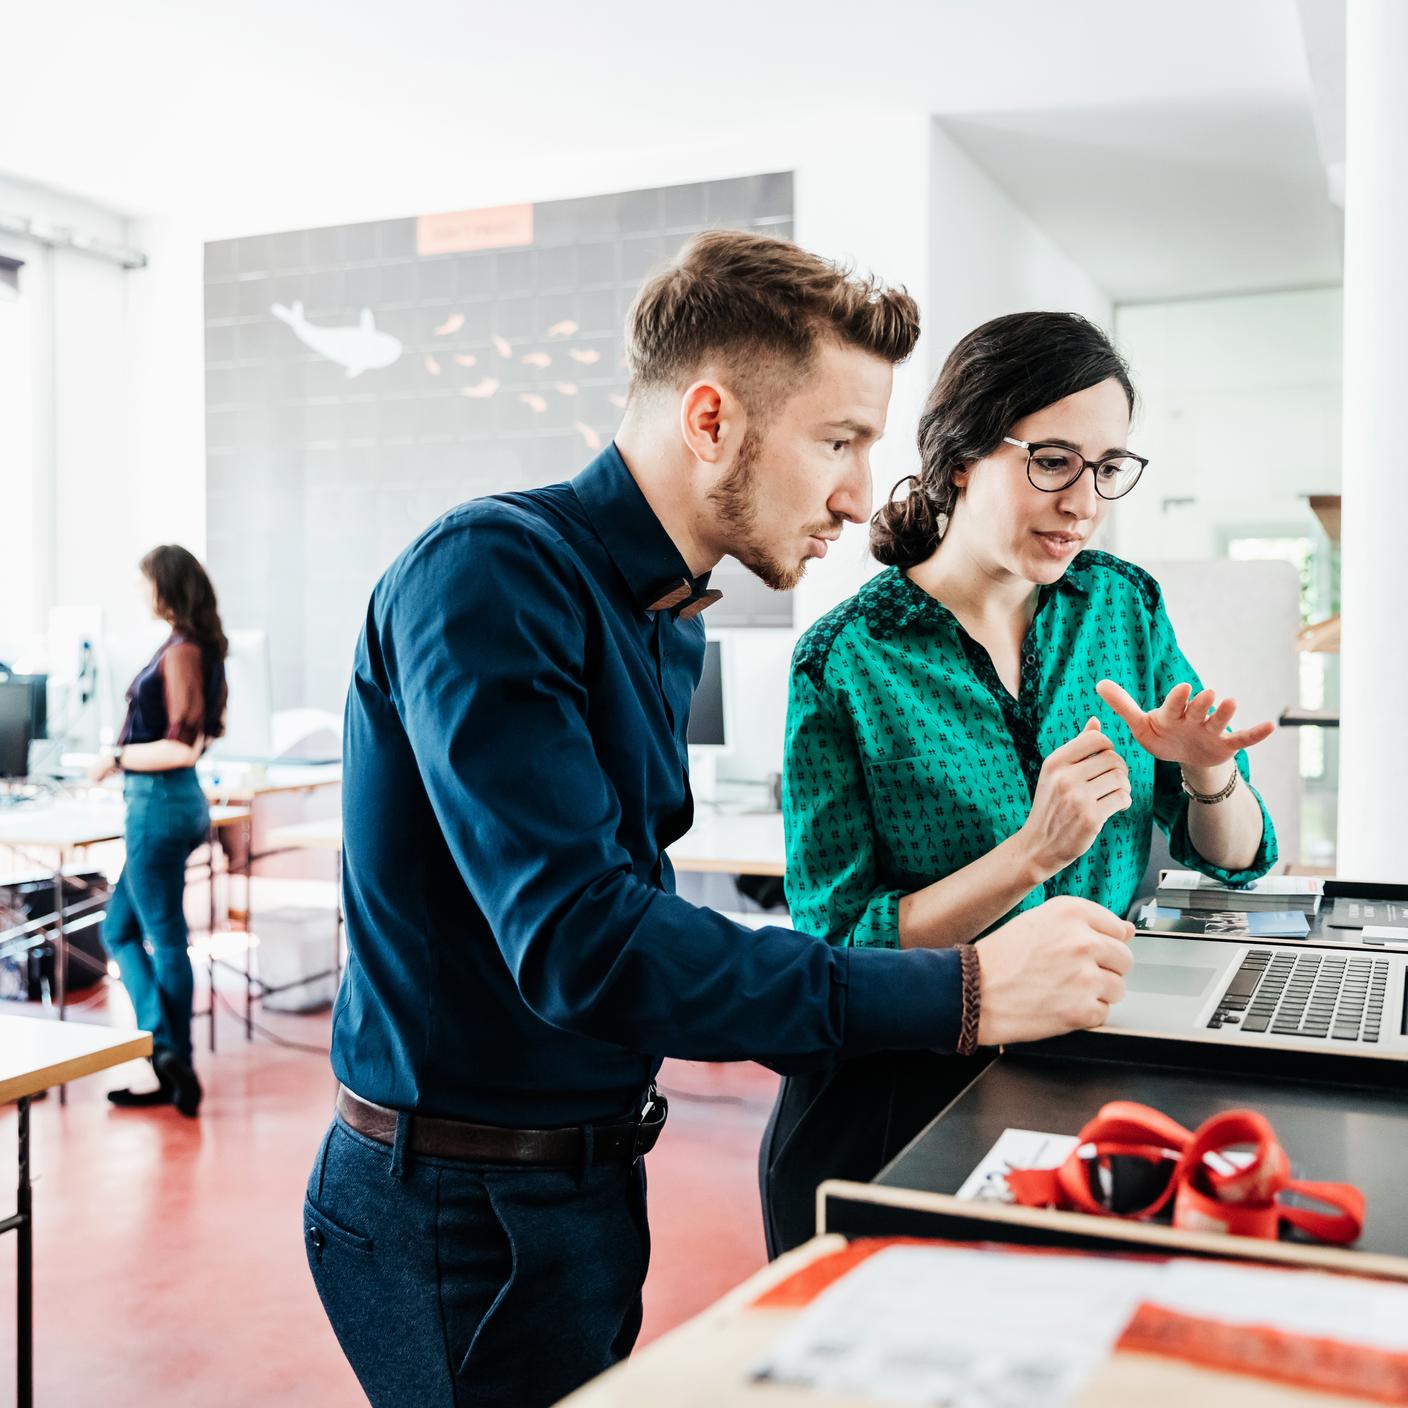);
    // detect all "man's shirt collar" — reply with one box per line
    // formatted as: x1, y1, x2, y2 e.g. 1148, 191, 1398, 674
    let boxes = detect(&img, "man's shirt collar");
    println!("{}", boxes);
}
571, 442, 720, 617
